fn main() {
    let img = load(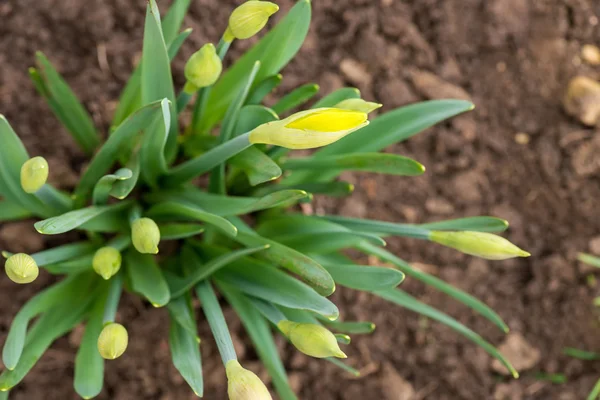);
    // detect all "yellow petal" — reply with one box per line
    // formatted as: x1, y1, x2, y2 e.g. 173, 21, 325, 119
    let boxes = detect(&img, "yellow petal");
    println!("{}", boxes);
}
286, 109, 367, 132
